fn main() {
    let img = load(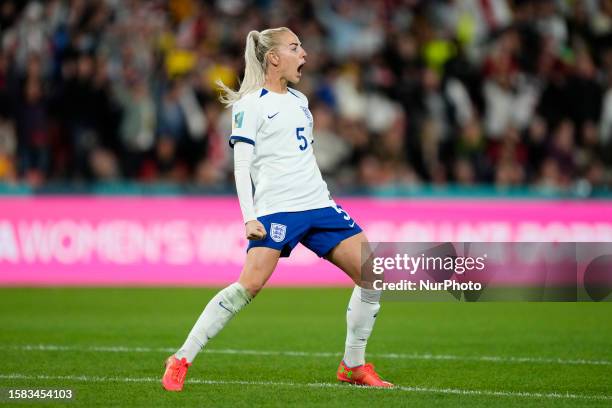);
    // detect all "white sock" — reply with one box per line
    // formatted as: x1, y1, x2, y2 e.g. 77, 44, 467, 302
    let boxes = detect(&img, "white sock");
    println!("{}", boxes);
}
175, 282, 252, 363
343, 285, 381, 367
